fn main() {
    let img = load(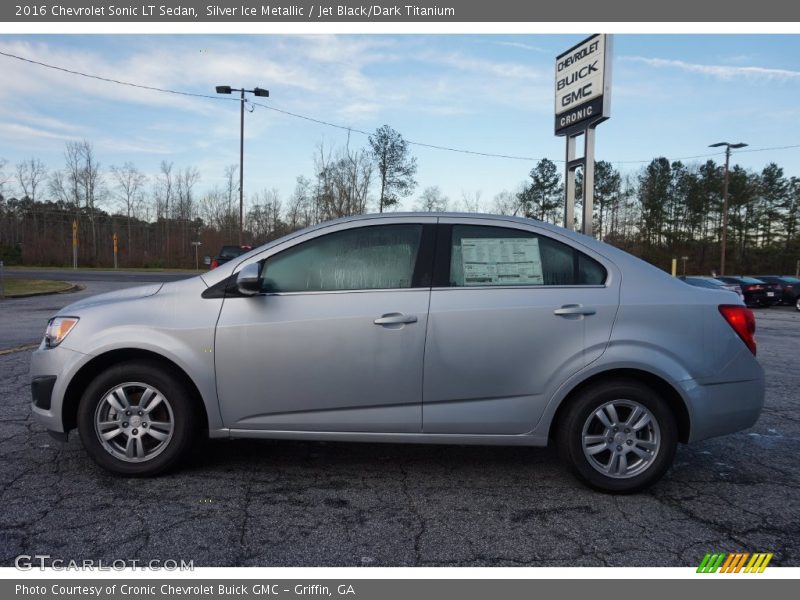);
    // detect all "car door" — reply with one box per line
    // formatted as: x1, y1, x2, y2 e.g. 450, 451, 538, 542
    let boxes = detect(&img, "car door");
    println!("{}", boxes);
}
214, 218, 436, 433
422, 218, 619, 434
